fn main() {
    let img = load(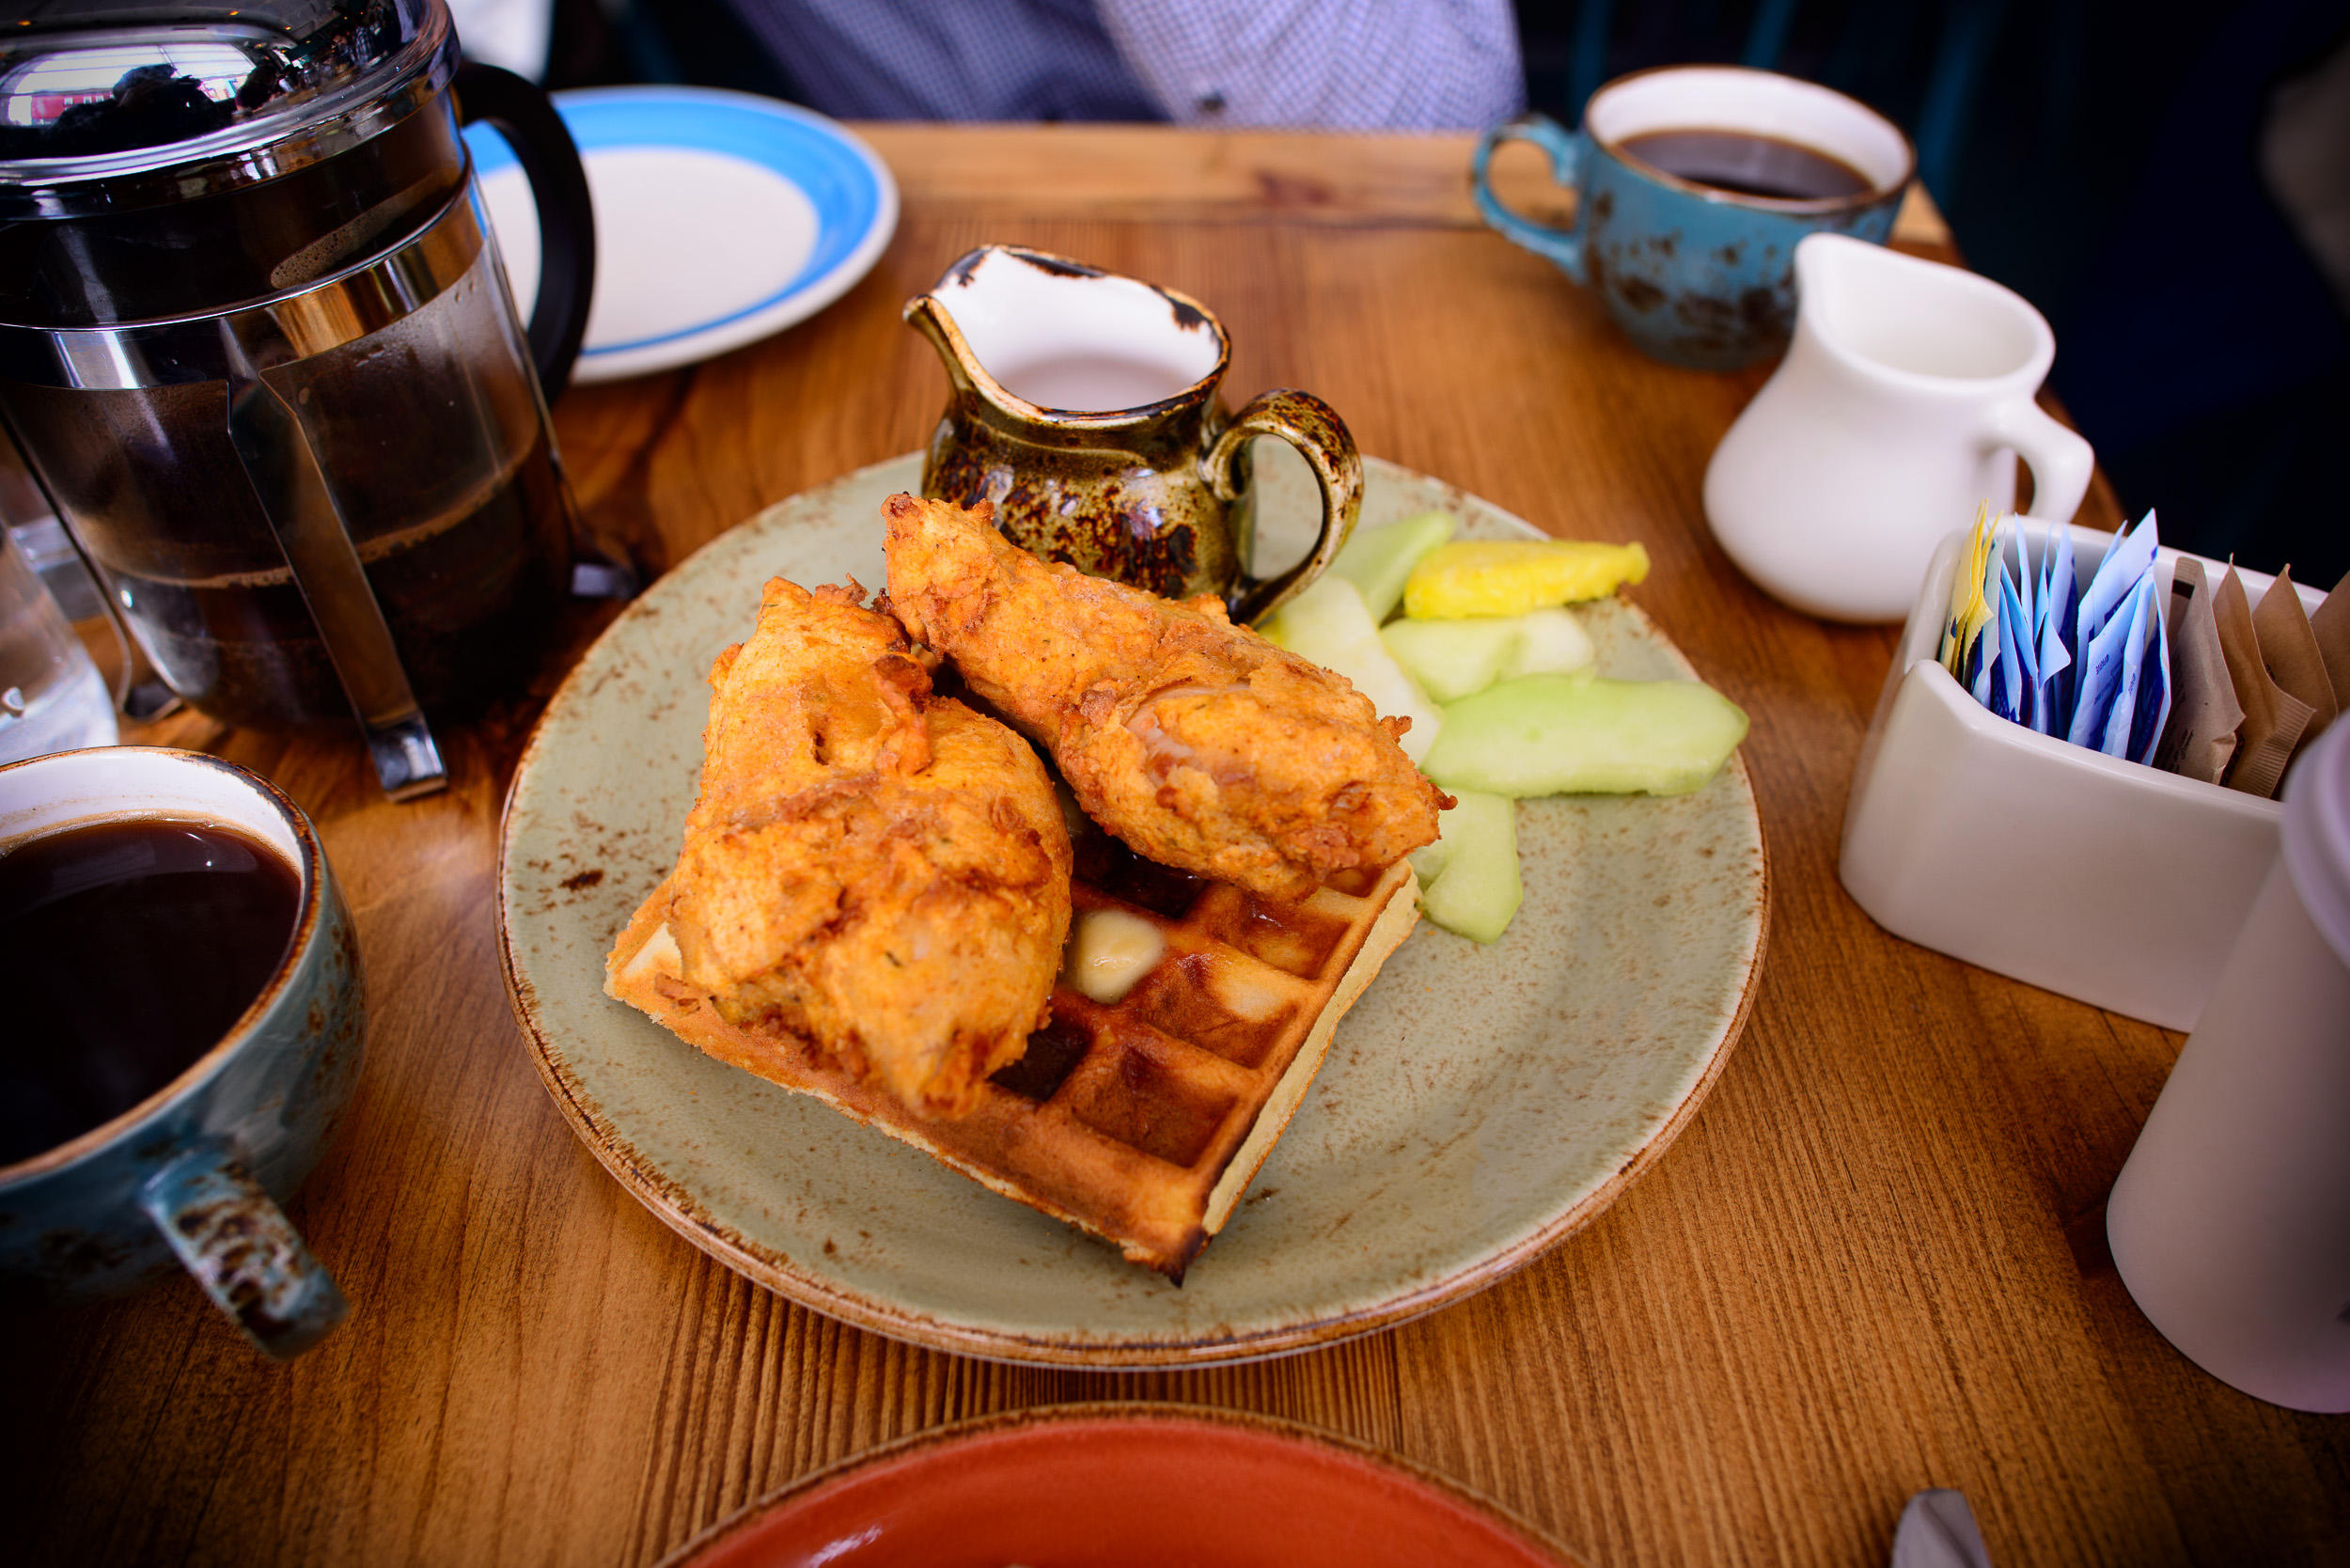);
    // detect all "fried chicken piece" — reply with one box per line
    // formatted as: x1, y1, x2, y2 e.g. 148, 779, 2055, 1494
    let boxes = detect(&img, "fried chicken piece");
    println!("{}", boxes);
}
662, 575, 1072, 1118
882, 494, 1447, 900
